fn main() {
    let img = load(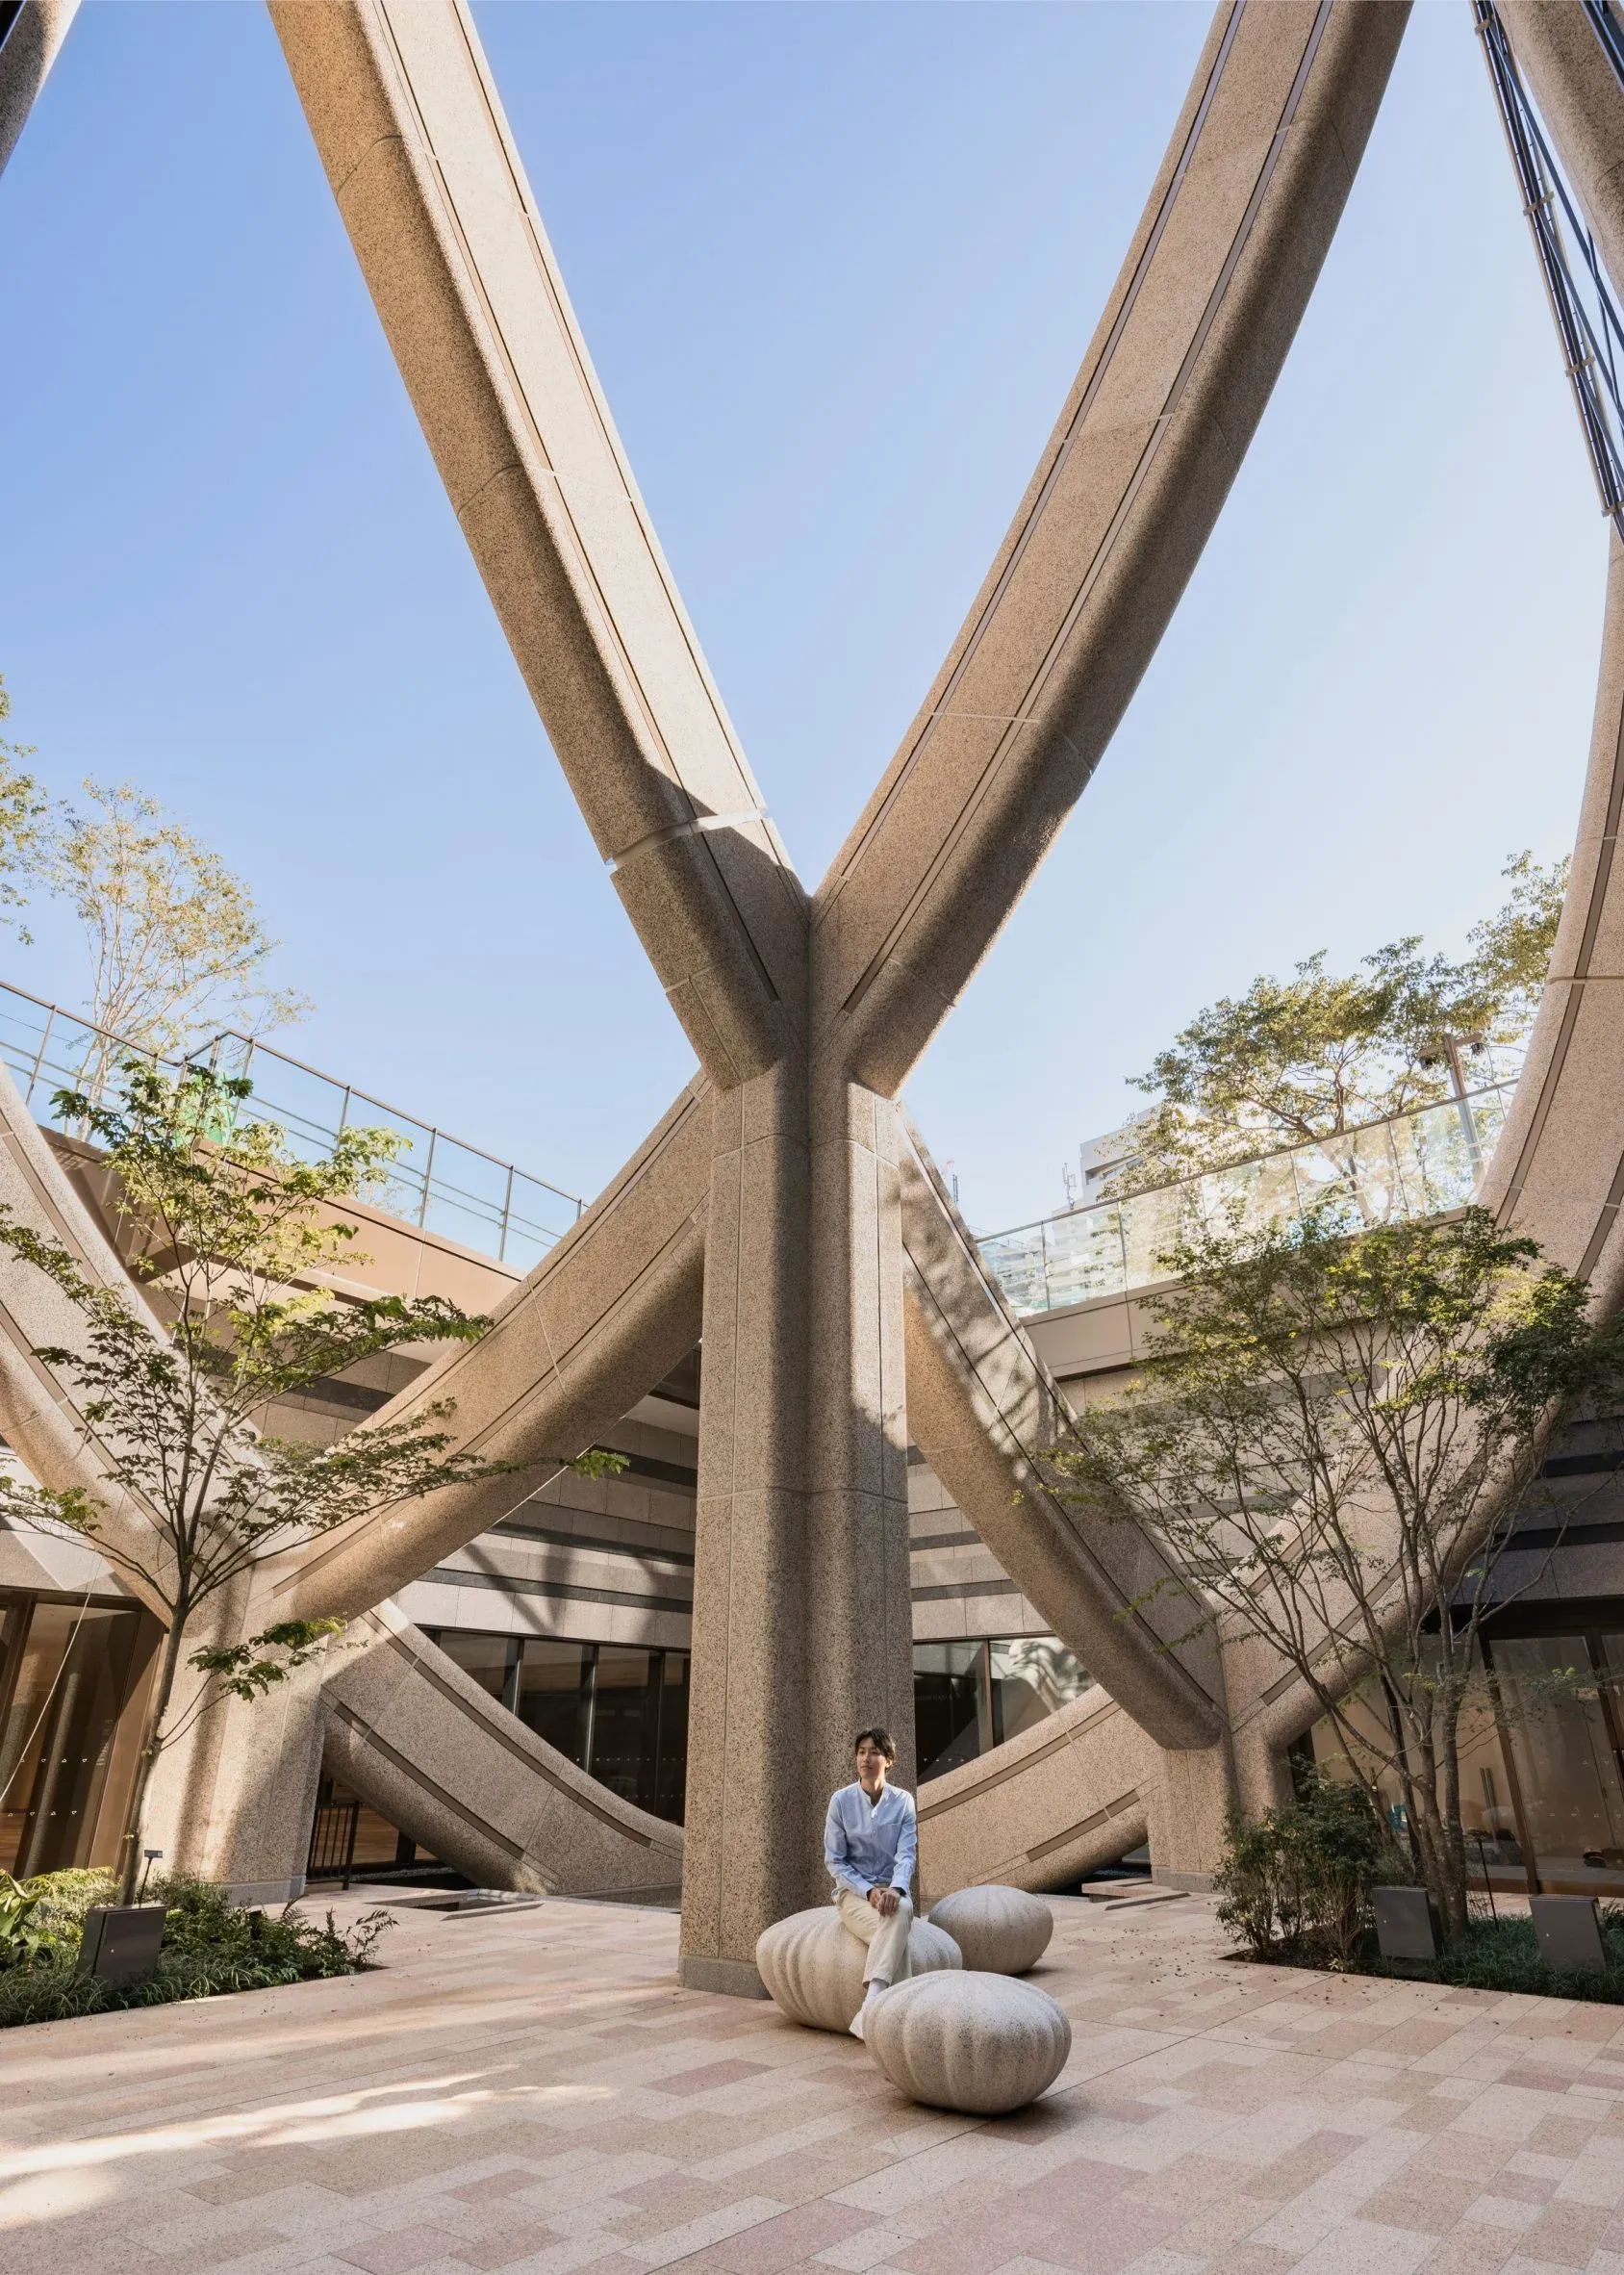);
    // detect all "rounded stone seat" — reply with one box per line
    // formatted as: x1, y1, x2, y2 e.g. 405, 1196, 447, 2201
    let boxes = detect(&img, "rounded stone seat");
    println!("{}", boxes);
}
755, 1904, 961, 2032
864, 1970, 1072, 2114
926, 1884, 1053, 1975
